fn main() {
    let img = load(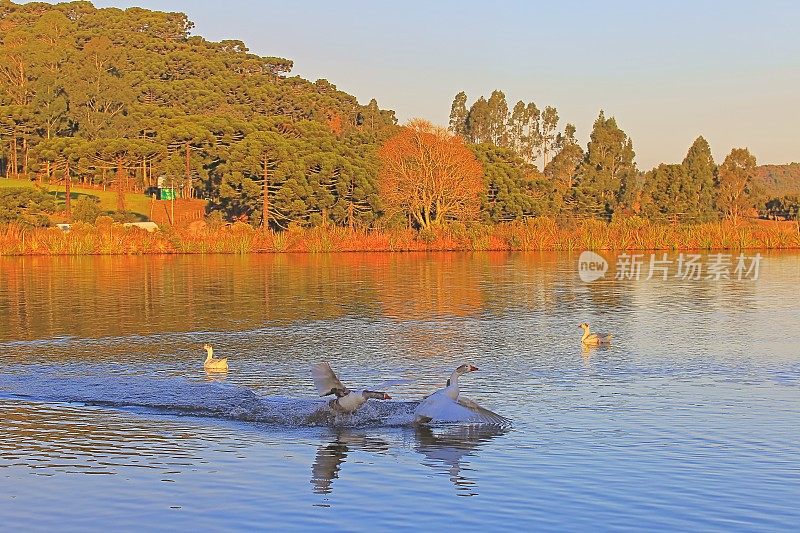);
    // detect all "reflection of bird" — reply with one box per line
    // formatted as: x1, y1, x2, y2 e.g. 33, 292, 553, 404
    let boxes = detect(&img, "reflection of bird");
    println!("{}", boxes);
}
311, 430, 389, 494
311, 362, 391, 414
579, 322, 612, 346
203, 343, 228, 371
414, 424, 508, 495
414, 364, 509, 425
